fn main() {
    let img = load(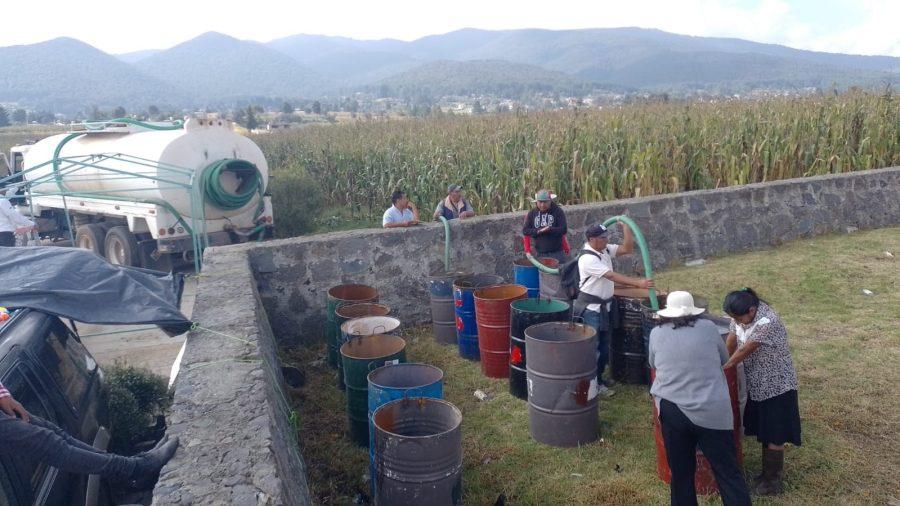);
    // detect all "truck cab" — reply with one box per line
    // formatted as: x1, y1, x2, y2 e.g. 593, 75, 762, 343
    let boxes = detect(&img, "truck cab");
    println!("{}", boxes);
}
0, 309, 109, 506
